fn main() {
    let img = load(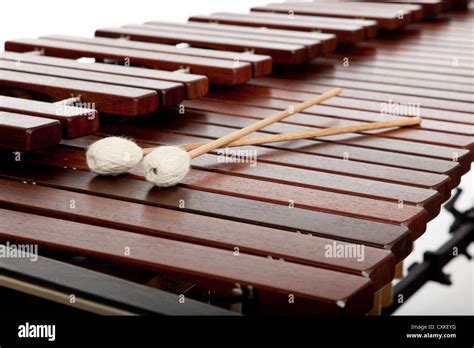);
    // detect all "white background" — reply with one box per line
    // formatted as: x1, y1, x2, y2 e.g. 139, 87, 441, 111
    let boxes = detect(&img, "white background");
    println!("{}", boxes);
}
0, 0, 472, 315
